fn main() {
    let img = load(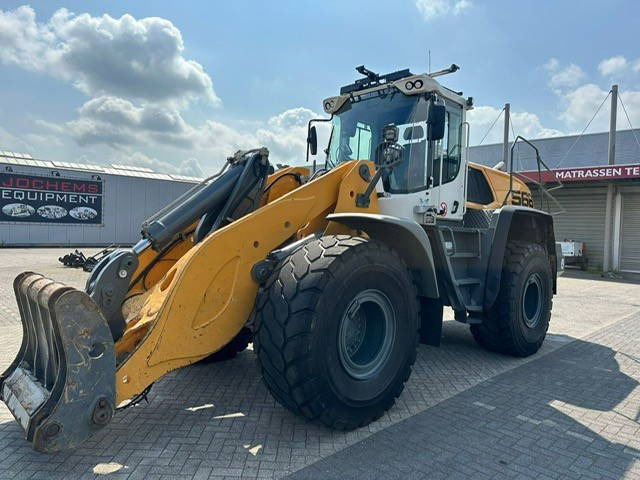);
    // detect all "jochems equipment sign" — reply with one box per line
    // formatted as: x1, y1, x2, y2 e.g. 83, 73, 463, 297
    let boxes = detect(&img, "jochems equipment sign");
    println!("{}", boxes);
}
0, 172, 103, 224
